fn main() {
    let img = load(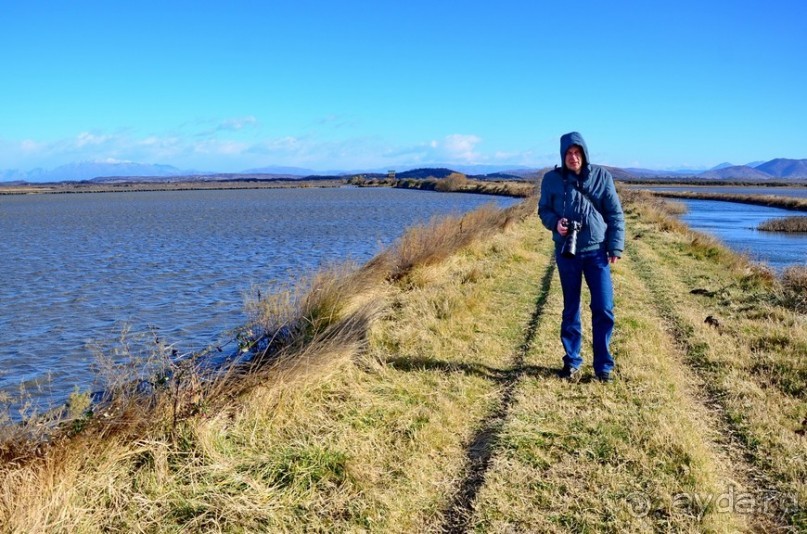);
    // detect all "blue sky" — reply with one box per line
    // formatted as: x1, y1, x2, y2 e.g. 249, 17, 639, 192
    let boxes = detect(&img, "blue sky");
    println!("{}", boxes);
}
1, 0, 805, 174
